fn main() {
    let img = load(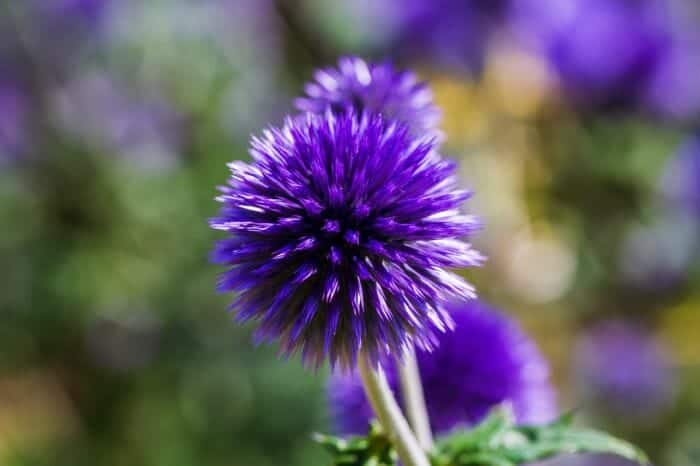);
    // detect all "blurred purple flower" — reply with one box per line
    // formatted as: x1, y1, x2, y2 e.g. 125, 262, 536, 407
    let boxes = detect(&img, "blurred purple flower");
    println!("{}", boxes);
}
3, 0, 111, 76
509, 0, 670, 107
42, 0, 107, 24
662, 135, 700, 216
37, 0, 109, 39
395, 0, 510, 72
210, 112, 483, 370
618, 135, 700, 290
328, 299, 556, 435
619, 213, 698, 291
645, 36, 700, 120
54, 72, 182, 170
575, 321, 676, 420
0, 77, 28, 160
295, 57, 441, 138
